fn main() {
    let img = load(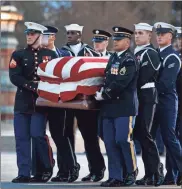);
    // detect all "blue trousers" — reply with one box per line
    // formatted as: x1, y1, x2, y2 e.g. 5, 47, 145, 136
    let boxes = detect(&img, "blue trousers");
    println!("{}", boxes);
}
14, 112, 53, 177
102, 116, 137, 181
152, 108, 182, 182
